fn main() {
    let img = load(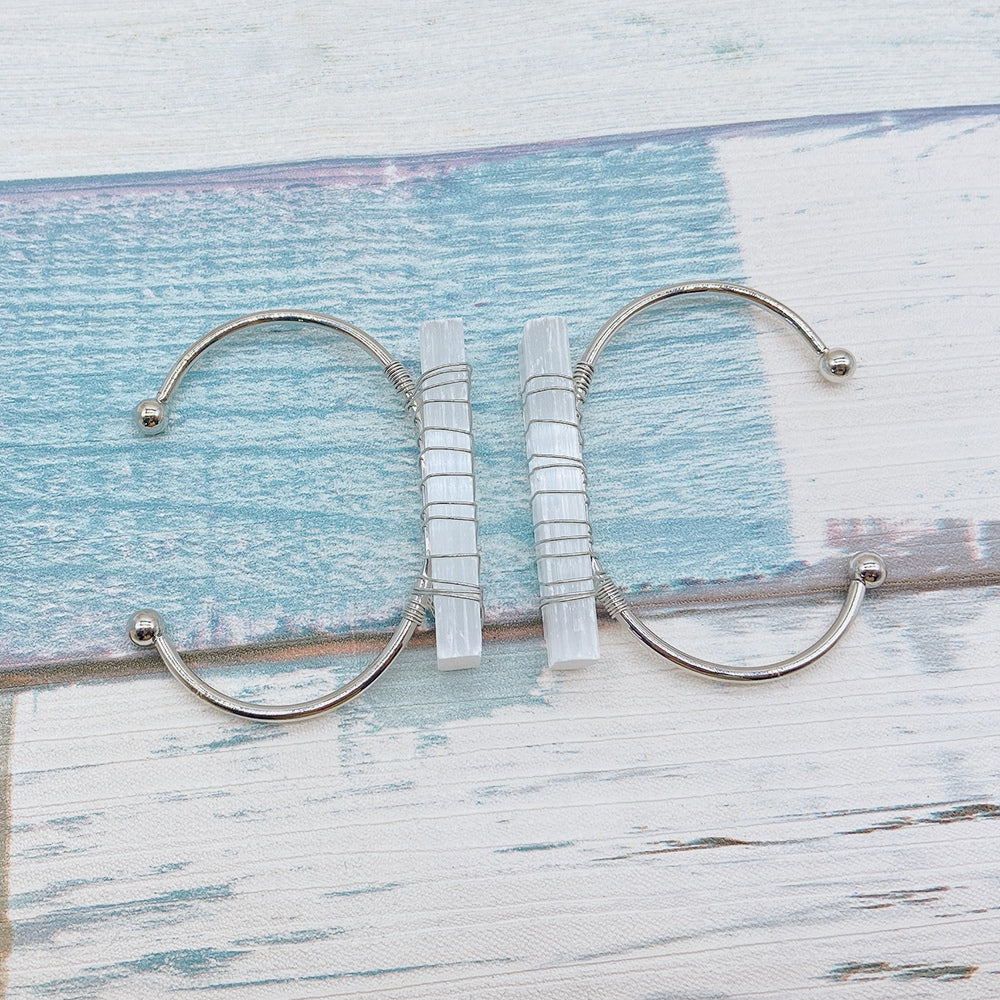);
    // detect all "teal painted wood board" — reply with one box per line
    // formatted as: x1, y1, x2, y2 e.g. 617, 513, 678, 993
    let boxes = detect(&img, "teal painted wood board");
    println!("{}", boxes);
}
0, 5, 998, 997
